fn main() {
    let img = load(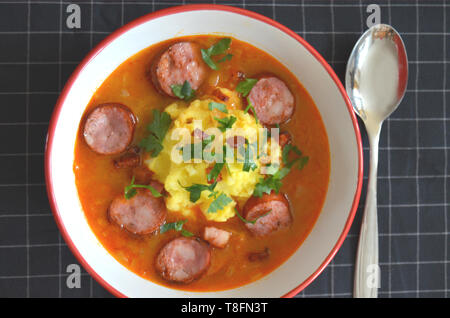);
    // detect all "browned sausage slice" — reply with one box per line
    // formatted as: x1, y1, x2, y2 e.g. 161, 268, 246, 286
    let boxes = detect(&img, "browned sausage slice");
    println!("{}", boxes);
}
113, 146, 140, 168
248, 77, 294, 125
83, 103, 135, 155
153, 42, 207, 97
113, 153, 140, 169
132, 165, 153, 185
243, 192, 292, 236
156, 237, 211, 283
108, 181, 166, 235
203, 226, 231, 248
